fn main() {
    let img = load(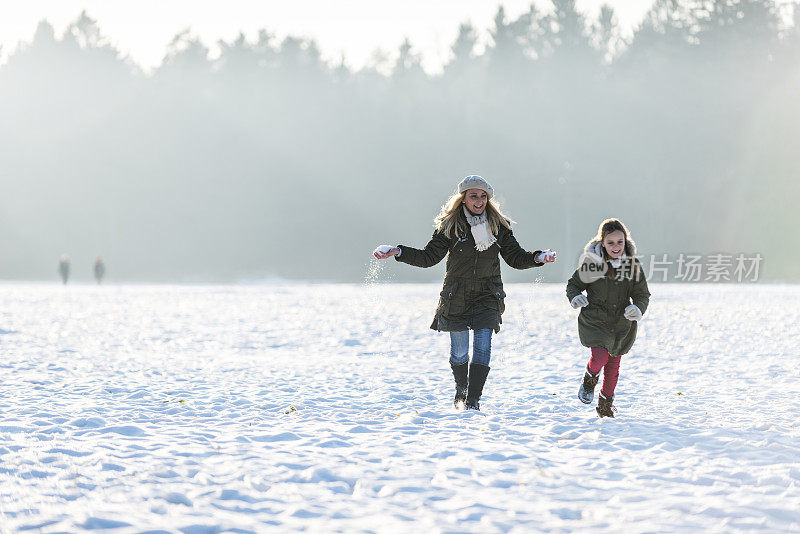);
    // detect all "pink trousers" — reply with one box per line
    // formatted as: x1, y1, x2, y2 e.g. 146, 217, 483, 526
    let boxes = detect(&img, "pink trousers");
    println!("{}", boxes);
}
587, 347, 621, 397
